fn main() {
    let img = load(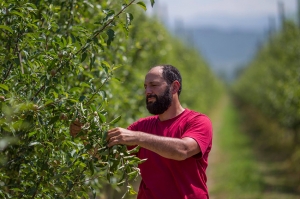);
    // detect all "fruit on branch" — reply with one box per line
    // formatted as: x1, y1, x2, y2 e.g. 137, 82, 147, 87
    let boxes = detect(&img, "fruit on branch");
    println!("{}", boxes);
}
60, 113, 68, 121
50, 69, 57, 77
32, 104, 39, 111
